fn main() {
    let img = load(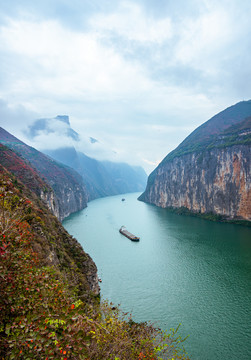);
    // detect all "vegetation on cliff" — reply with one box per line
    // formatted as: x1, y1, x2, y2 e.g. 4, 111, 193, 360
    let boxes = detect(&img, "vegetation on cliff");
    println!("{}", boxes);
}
140, 101, 251, 223
0, 166, 189, 359
0, 127, 88, 221
0, 144, 52, 198
160, 100, 251, 165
